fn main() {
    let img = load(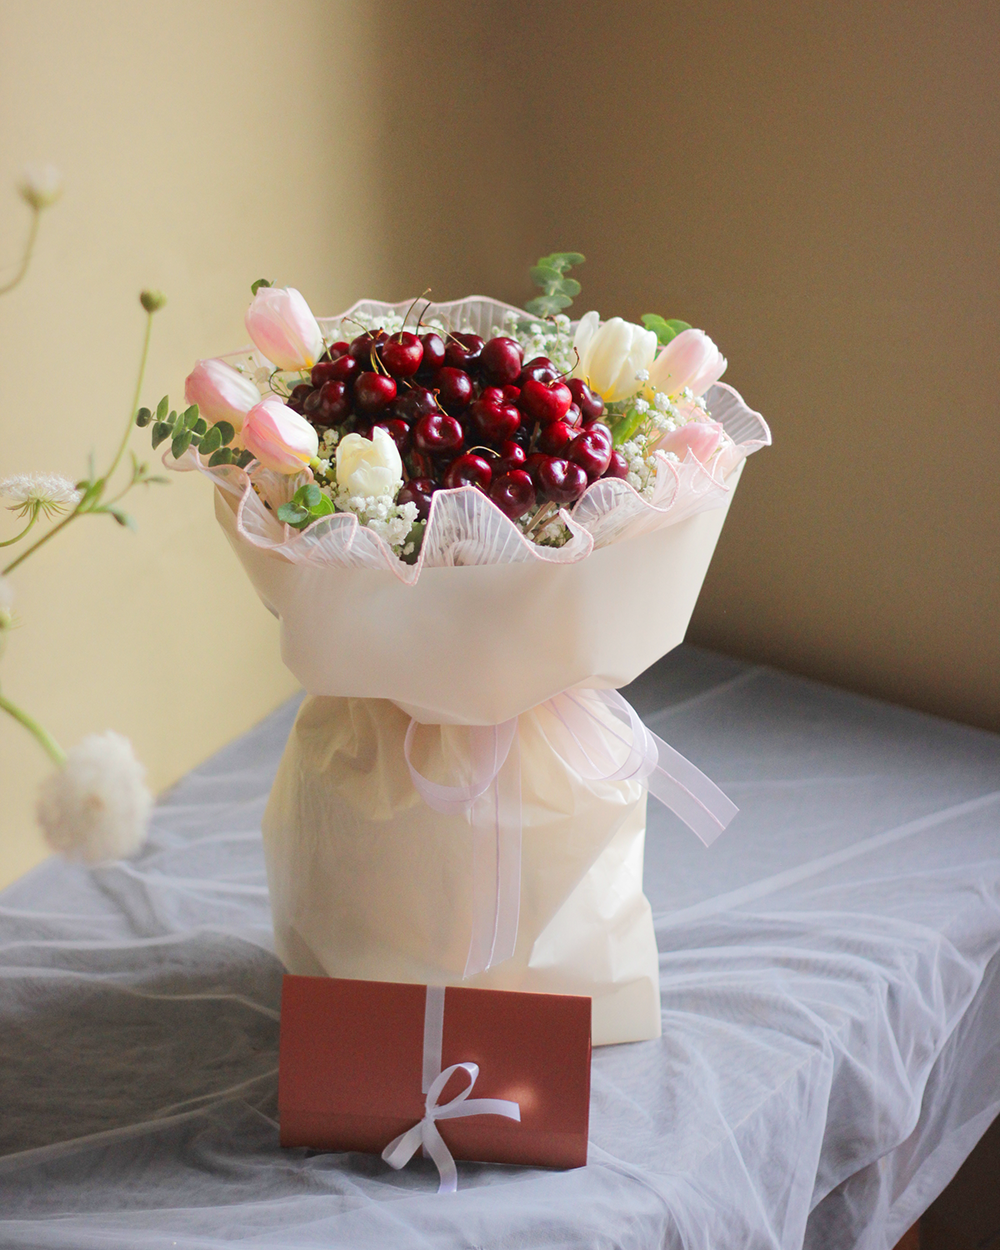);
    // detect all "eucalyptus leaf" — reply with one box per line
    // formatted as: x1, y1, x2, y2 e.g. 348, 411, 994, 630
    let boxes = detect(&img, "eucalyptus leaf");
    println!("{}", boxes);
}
151, 421, 172, 448
214, 420, 235, 447
235, 449, 254, 468
276, 502, 310, 526
298, 483, 323, 509
558, 277, 581, 298
135, 407, 152, 428
155, 395, 169, 422
529, 265, 563, 286
250, 278, 273, 295
199, 426, 222, 456
309, 494, 335, 518
171, 430, 192, 459
193, 416, 208, 436
108, 507, 136, 531
182, 405, 200, 430
208, 447, 234, 467
538, 251, 585, 273
665, 319, 691, 335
